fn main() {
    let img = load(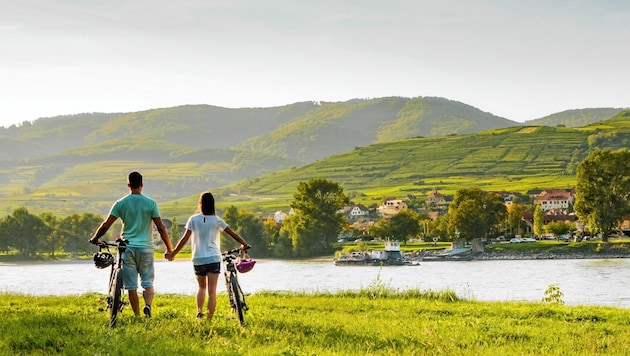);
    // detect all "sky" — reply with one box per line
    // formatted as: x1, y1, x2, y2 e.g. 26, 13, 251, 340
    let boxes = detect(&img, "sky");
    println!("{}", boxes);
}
1, 0, 629, 127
